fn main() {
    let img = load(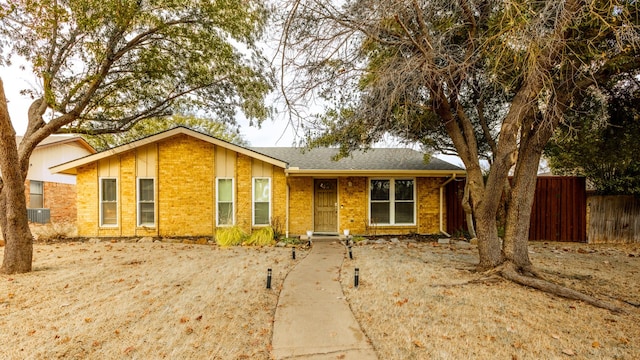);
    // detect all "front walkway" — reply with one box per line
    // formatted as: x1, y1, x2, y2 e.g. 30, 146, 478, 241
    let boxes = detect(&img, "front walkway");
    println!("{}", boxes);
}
271, 240, 378, 359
